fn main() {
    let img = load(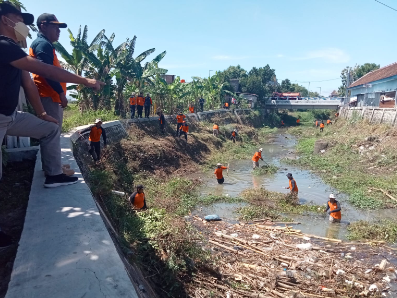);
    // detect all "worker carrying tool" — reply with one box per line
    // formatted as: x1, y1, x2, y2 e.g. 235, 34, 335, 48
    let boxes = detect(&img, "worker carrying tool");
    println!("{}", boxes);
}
81, 119, 107, 162
285, 173, 298, 197
213, 123, 219, 137
176, 112, 186, 136
129, 185, 147, 210
214, 163, 228, 184
179, 121, 189, 142
325, 193, 341, 223
157, 111, 165, 134
252, 148, 263, 169
327, 119, 332, 126
320, 121, 325, 132
230, 129, 237, 143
